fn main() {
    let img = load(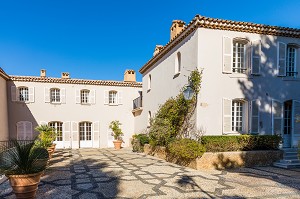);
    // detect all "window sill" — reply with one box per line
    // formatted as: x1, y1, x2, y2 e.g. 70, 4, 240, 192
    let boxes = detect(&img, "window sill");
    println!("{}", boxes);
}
15, 101, 31, 104
228, 74, 249, 78
282, 77, 300, 81
108, 103, 118, 106
81, 103, 91, 105
173, 72, 180, 79
223, 131, 242, 135
51, 102, 61, 105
